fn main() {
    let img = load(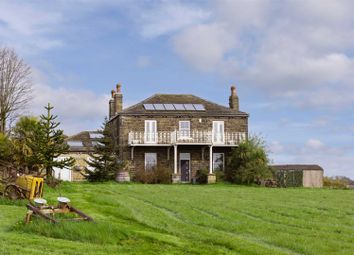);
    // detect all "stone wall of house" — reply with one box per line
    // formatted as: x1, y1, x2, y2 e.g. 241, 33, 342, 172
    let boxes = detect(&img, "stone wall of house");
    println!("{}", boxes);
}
303, 170, 323, 188
65, 152, 90, 181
